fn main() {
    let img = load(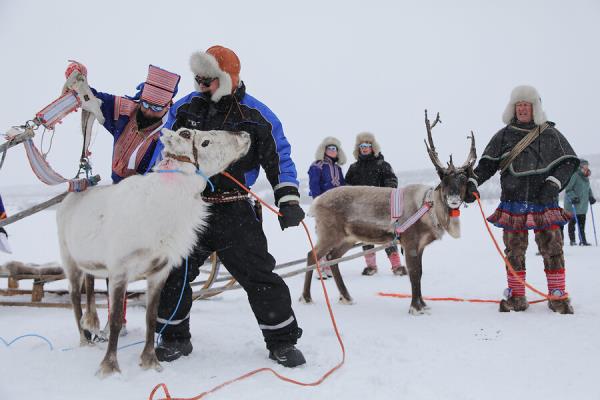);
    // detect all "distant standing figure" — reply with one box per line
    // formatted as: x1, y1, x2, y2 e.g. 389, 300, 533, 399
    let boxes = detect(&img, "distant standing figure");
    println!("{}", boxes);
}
564, 159, 596, 246
308, 137, 346, 279
345, 132, 406, 276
